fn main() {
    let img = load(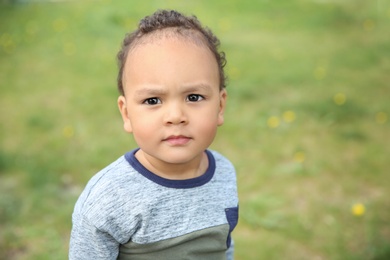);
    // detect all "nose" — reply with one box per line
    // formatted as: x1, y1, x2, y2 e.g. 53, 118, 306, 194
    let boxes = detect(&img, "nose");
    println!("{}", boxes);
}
164, 102, 188, 125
